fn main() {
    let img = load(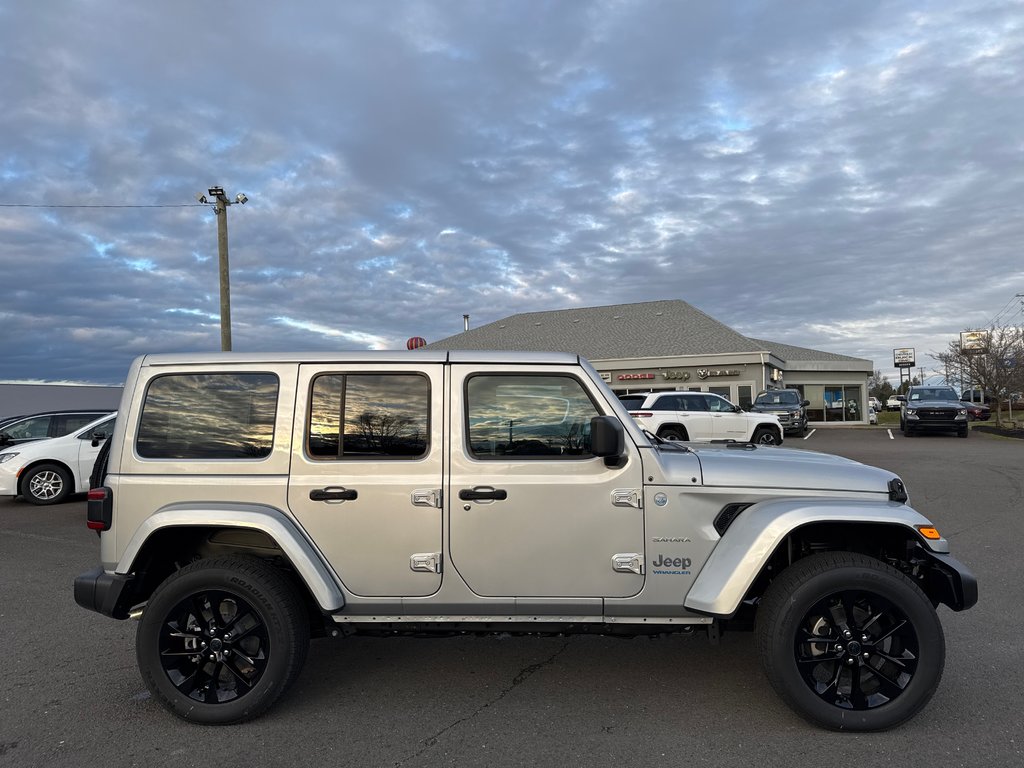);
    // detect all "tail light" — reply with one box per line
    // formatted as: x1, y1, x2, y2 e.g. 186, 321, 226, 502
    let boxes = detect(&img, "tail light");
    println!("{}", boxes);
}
87, 487, 113, 531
